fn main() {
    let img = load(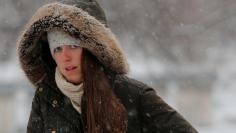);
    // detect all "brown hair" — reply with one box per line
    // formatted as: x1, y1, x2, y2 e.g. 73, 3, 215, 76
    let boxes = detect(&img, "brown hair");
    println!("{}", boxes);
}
81, 49, 127, 133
